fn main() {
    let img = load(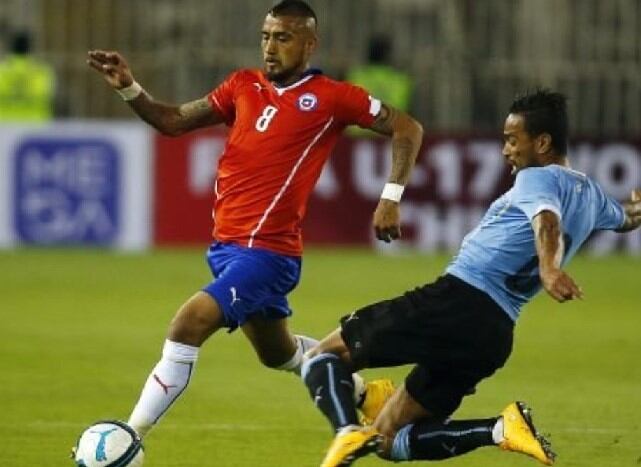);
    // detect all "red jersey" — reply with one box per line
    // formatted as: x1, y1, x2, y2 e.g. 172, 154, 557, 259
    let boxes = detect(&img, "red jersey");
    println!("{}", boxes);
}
207, 69, 380, 256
